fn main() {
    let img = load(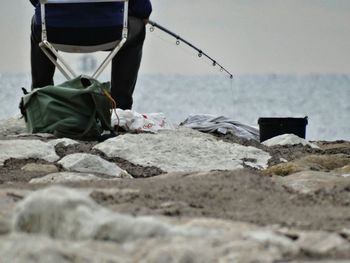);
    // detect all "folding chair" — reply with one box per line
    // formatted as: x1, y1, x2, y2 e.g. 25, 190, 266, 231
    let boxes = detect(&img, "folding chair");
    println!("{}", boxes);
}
39, 0, 129, 80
